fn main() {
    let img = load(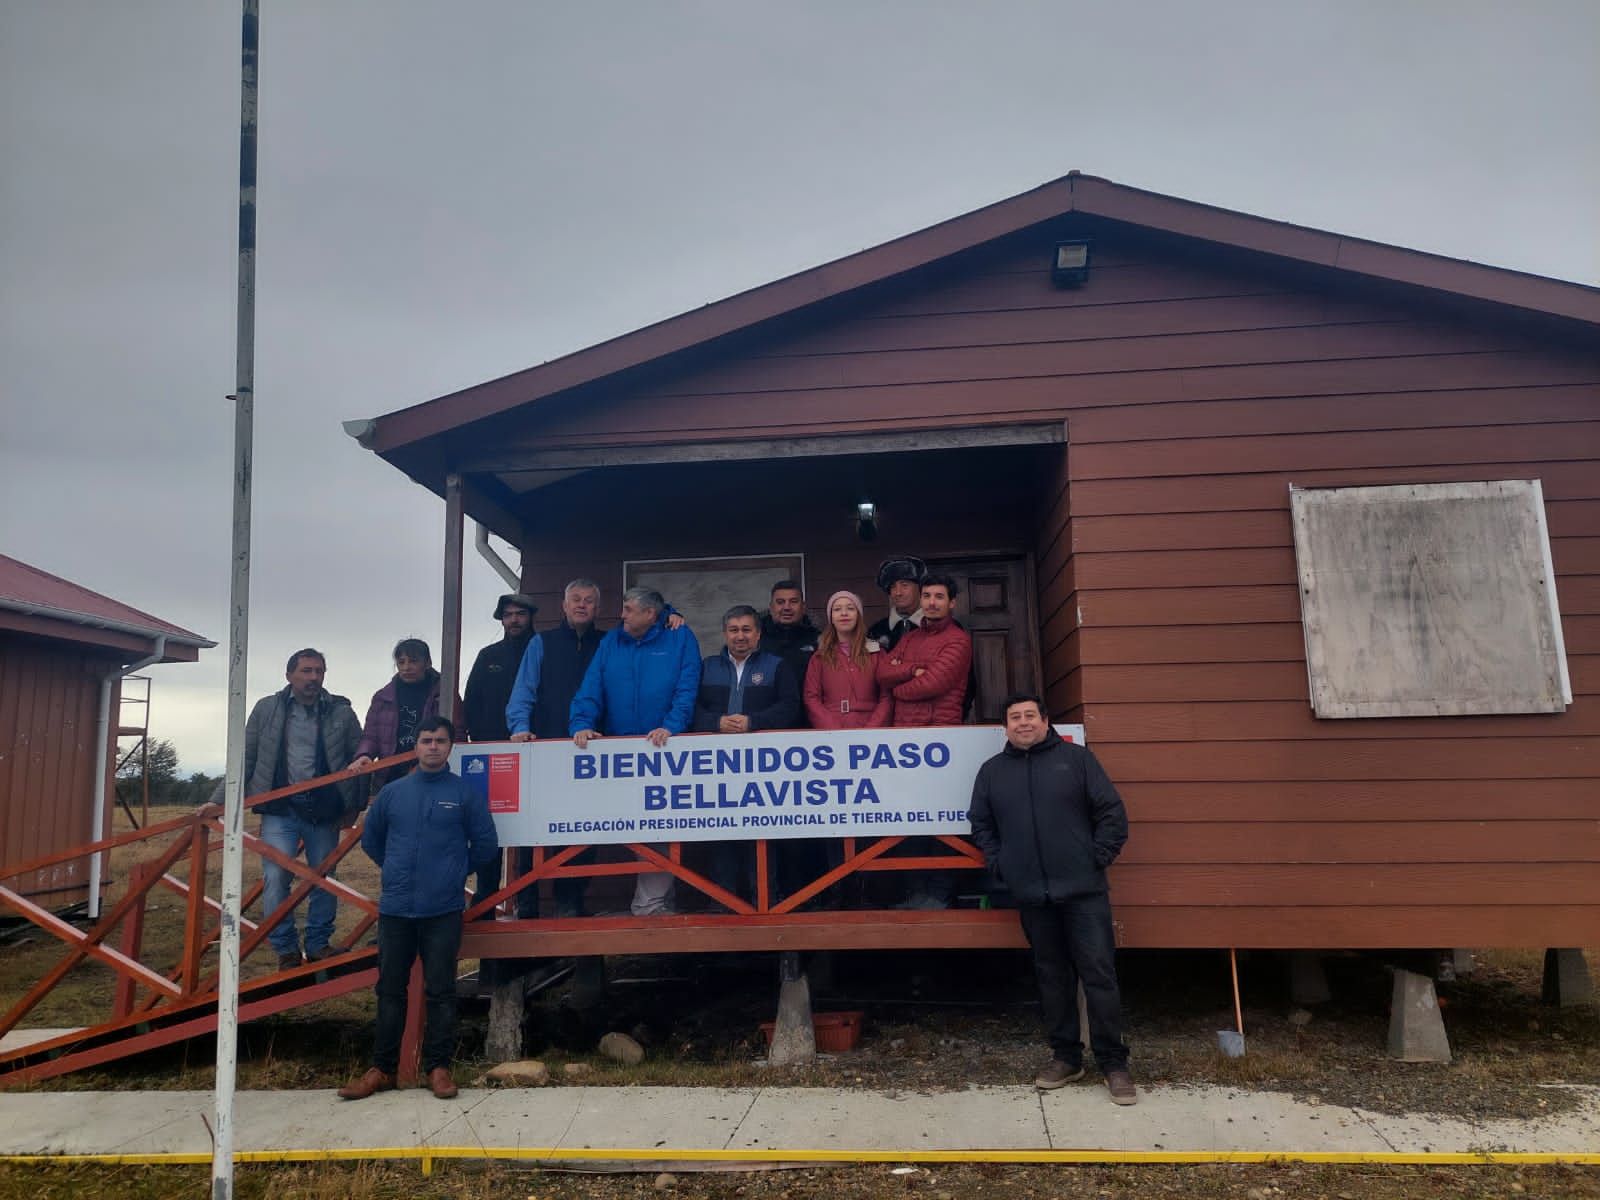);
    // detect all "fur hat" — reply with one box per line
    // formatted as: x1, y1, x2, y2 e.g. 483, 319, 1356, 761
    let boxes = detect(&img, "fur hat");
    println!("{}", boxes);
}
875, 556, 927, 594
